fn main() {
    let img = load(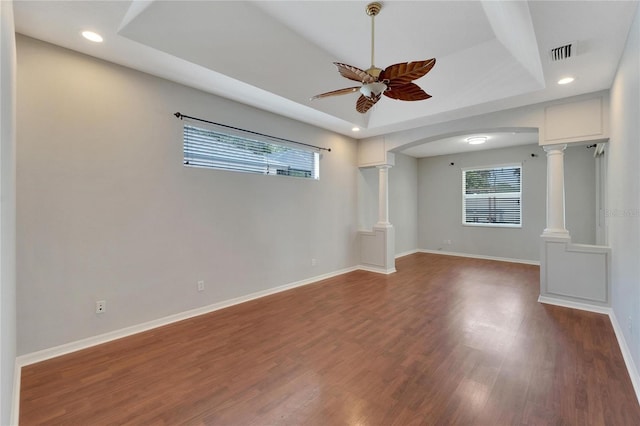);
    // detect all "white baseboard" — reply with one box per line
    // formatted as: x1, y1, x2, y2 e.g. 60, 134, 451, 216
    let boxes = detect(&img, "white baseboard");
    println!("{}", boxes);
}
395, 249, 419, 259
609, 311, 640, 405
15, 254, 639, 420
419, 249, 540, 266
357, 265, 396, 275
17, 266, 359, 367
537, 295, 611, 315
539, 295, 640, 405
